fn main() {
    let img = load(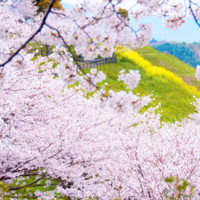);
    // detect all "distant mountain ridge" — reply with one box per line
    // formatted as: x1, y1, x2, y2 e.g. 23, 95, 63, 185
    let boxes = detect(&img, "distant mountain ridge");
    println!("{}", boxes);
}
149, 41, 200, 68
